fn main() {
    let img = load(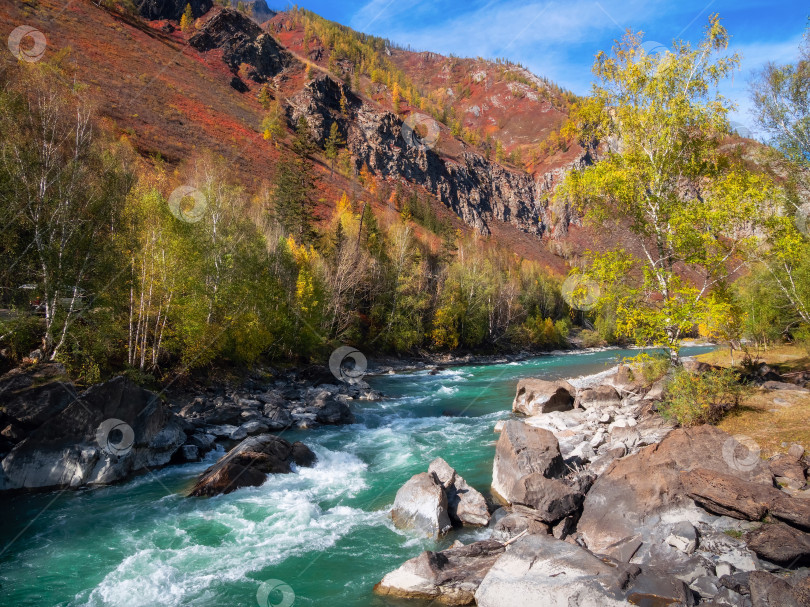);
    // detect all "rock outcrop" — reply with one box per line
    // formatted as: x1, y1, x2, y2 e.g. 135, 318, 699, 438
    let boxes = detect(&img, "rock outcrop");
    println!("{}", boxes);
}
188, 434, 315, 496
138, 0, 212, 21
475, 533, 695, 607
374, 540, 505, 605
577, 425, 774, 555
392, 472, 453, 539
288, 75, 591, 236
512, 379, 576, 416
1, 376, 186, 491
190, 9, 295, 83
682, 468, 810, 531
